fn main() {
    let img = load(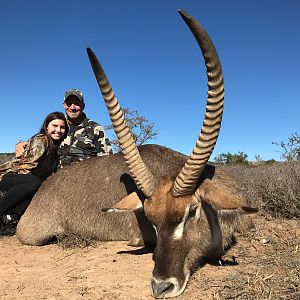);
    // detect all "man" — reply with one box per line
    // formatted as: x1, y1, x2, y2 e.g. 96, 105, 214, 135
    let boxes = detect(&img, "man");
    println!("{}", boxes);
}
57, 88, 112, 165
16, 89, 112, 166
